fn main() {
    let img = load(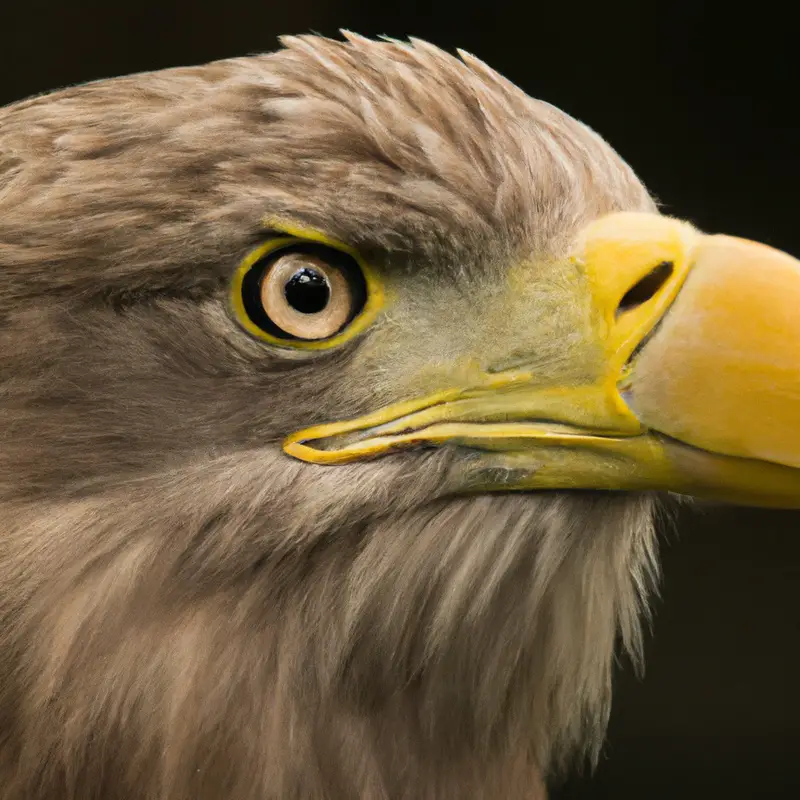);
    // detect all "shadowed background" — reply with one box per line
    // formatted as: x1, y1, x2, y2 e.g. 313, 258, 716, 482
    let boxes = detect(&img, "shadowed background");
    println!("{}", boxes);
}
1, 2, 797, 797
